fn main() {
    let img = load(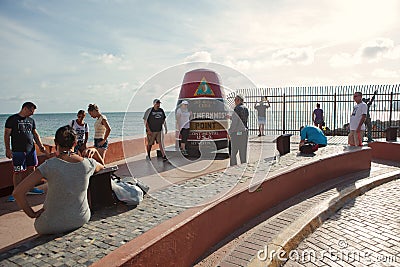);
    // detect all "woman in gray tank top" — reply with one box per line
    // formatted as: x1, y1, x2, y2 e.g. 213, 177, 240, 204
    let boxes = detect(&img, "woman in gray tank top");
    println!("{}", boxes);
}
13, 125, 104, 234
